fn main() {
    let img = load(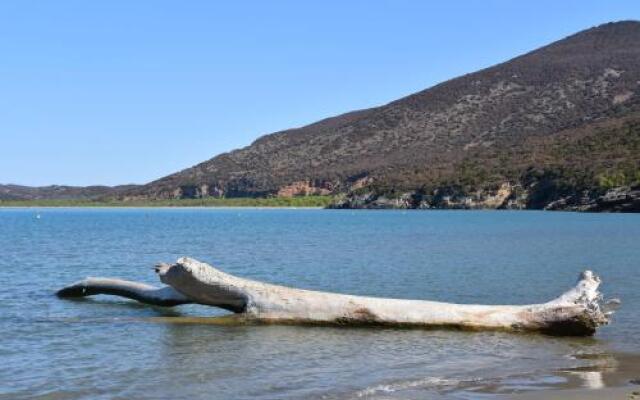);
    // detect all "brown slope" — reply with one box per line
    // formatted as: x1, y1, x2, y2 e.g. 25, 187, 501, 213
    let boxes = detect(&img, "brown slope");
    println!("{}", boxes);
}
0, 184, 138, 201
126, 20, 640, 200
